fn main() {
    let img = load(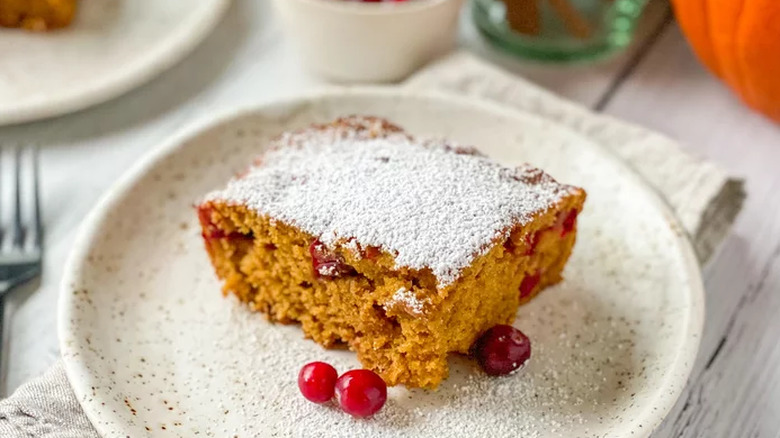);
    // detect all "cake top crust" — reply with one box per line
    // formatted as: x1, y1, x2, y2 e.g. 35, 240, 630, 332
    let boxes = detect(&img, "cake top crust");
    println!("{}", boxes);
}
206, 116, 580, 288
